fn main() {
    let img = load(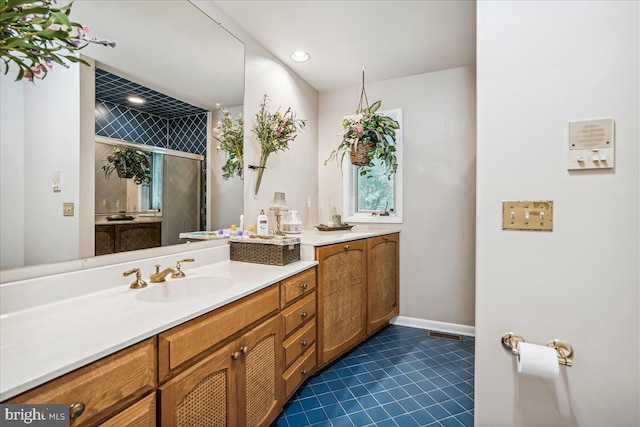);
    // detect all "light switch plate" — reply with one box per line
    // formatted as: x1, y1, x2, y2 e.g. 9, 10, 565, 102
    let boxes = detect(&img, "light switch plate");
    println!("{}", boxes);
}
502, 201, 553, 231
63, 202, 74, 217
567, 118, 614, 170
